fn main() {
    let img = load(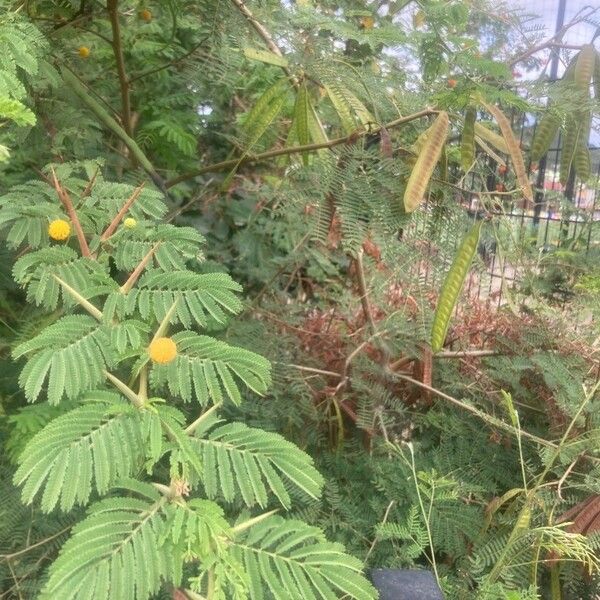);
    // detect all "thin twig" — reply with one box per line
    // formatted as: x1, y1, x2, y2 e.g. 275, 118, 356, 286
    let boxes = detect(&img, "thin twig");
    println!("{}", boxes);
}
229, 0, 292, 77
107, 0, 133, 138
50, 168, 91, 258
557, 455, 581, 501
129, 38, 209, 83
436, 349, 498, 358
355, 249, 377, 336
100, 182, 145, 241
286, 363, 341, 379
364, 500, 395, 564
166, 109, 437, 187
81, 167, 99, 198
0, 526, 72, 560
509, 7, 599, 67
120, 243, 160, 293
